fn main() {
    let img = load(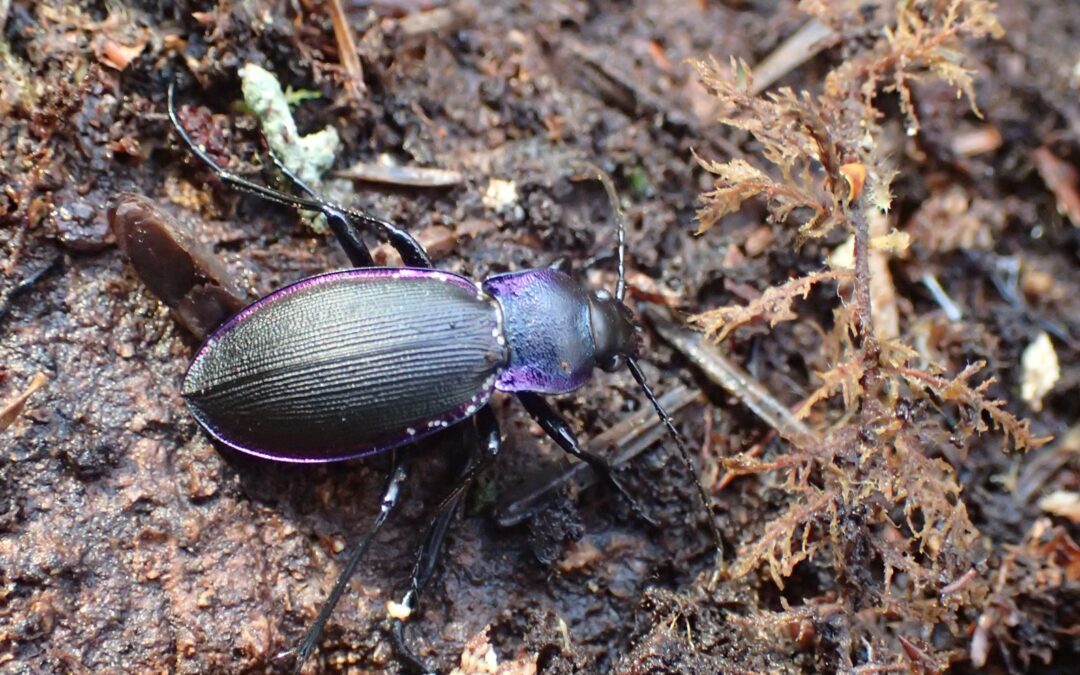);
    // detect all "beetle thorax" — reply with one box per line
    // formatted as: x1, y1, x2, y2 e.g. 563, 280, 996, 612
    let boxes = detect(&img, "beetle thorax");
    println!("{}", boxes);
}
484, 268, 622, 395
